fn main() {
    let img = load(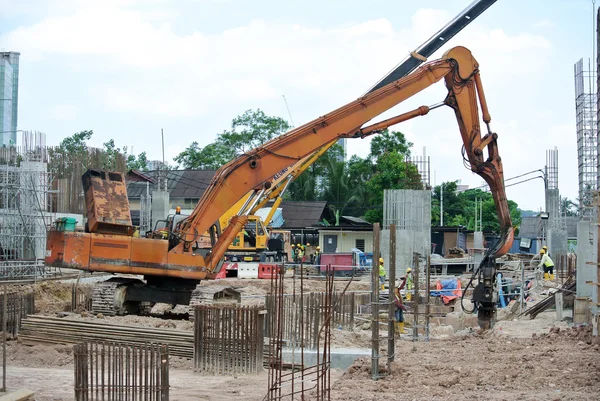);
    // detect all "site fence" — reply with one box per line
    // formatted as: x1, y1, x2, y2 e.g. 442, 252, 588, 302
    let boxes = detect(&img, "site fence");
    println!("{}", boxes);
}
193, 305, 265, 374
0, 290, 34, 336
0, 259, 61, 281
265, 291, 369, 349
71, 283, 93, 312
73, 341, 169, 401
